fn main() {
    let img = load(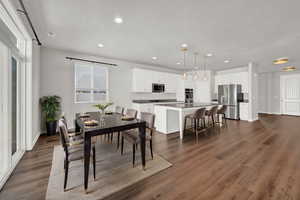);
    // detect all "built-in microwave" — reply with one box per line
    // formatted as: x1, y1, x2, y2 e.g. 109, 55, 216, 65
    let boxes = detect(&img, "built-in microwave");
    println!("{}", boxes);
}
152, 83, 165, 93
